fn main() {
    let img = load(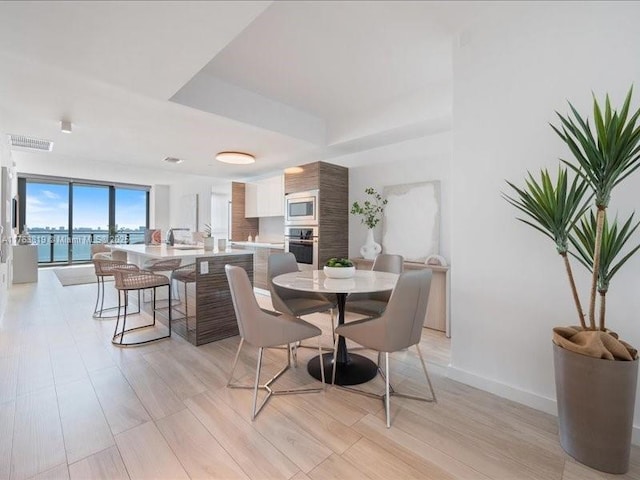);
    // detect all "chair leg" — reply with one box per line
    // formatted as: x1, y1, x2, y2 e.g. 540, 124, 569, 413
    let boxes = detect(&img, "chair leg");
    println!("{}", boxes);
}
120, 292, 128, 345
318, 336, 326, 388
152, 287, 157, 326
227, 338, 244, 386
291, 343, 298, 367
416, 344, 437, 403
93, 276, 101, 315
330, 308, 336, 344
331, 335, 339, 385
252, 347, 264, 421
168, 283, 172, 336
112, 290, 122, 341
184, 281, 188, 320
385, 352, 391, 428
